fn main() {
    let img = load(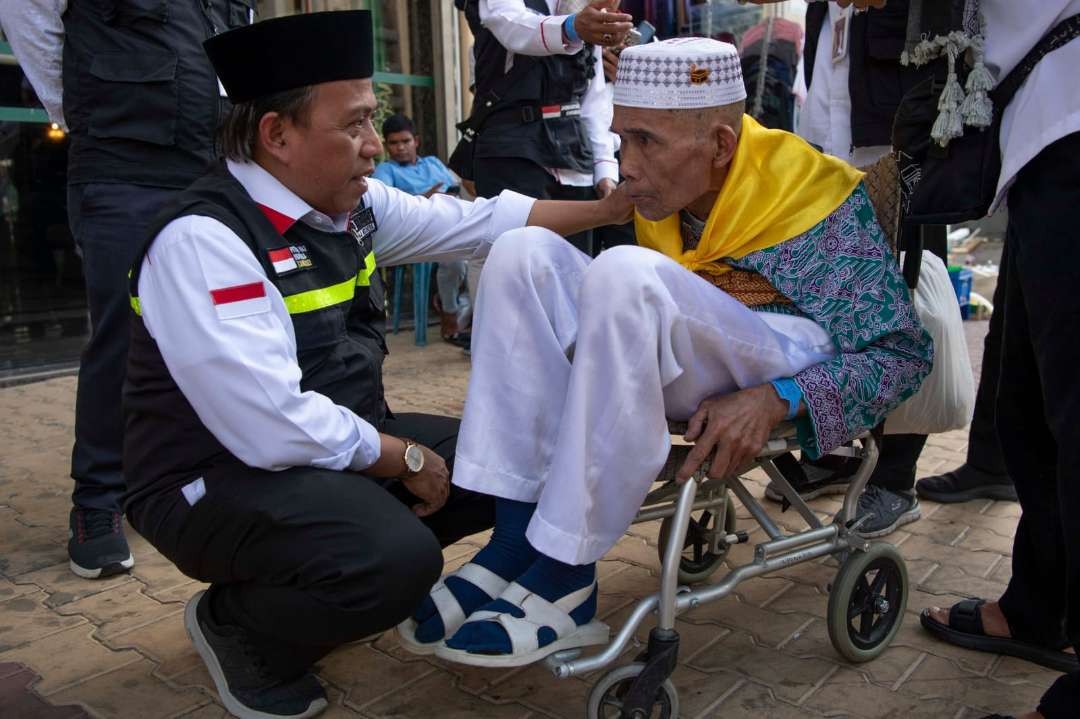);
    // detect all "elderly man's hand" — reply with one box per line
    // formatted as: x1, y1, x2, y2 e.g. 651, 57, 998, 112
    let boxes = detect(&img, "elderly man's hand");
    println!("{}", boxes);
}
401, 445, 450, 517
596, 177, 617, 199
676, 384, 788, 483
575, 0, 633, 47
598, 180, 634, 225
